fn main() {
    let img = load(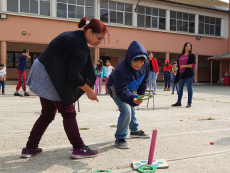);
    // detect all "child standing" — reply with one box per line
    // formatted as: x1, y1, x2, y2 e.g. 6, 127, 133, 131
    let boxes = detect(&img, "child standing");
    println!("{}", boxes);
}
107, 41, 150, 149
162, 60, 173, 91
0, 63, 6, 95
14, 49, 31, 96
105, 60, 115, 94
94, 59, 106, 94
171, 61, 179, 95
